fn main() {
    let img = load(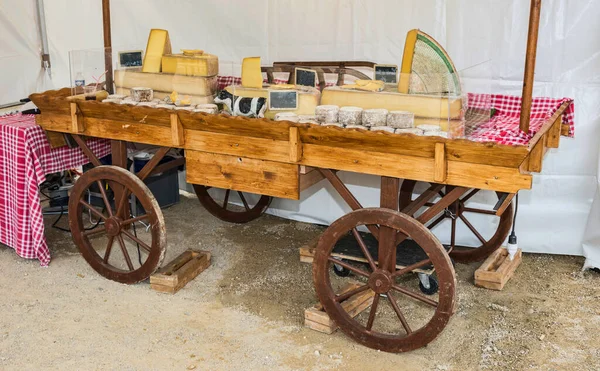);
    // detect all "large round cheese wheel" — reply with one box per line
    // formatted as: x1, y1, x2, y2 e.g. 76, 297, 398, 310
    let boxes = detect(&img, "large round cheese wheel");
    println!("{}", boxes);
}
362, 108, 388, 127
338, 106, 363, 126
315, 105, 340, 123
